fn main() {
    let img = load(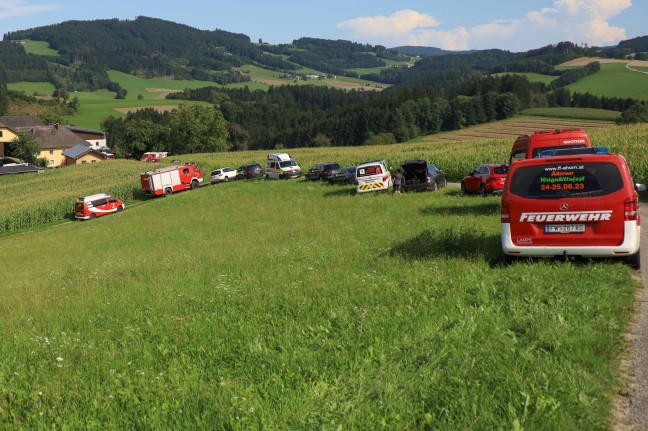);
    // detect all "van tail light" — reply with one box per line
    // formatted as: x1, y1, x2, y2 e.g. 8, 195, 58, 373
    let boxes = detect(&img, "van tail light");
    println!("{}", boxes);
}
625, 196, 639, 221
355, 180, 359, 186
501, 200, 510, 223
383, 175, 390, 182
